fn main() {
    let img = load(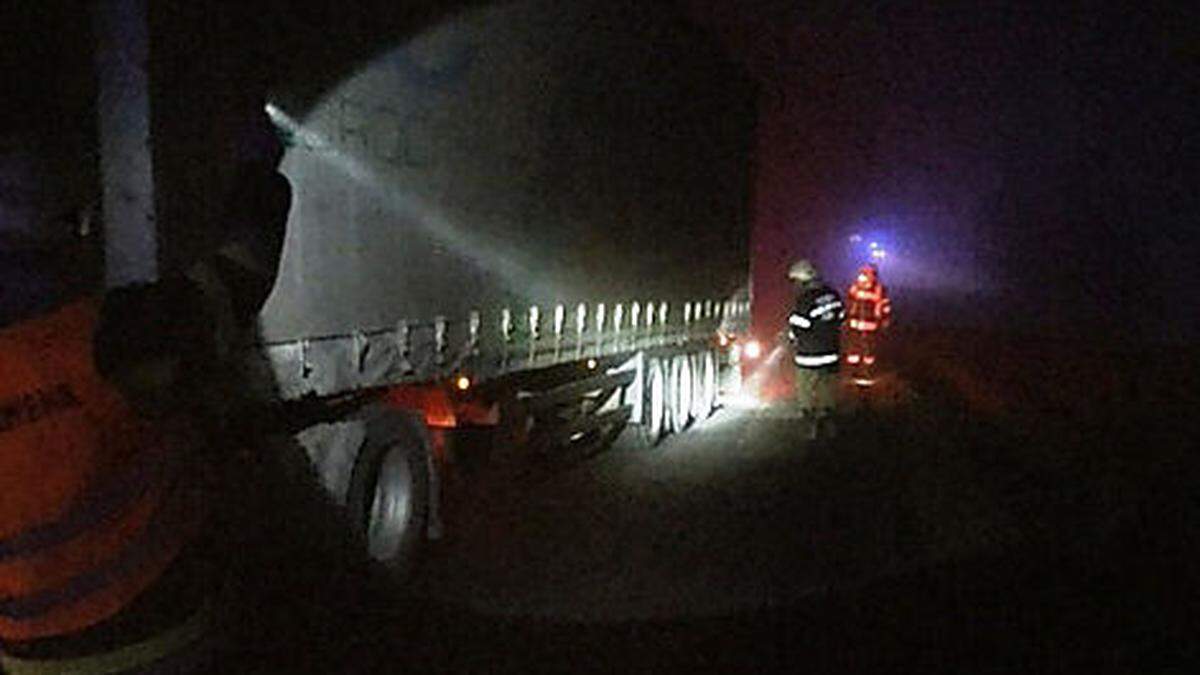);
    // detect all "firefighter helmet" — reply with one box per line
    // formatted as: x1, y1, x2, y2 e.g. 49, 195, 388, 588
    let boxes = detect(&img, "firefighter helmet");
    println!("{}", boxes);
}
856, 263, 878, 287
787, 259, 819, 283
